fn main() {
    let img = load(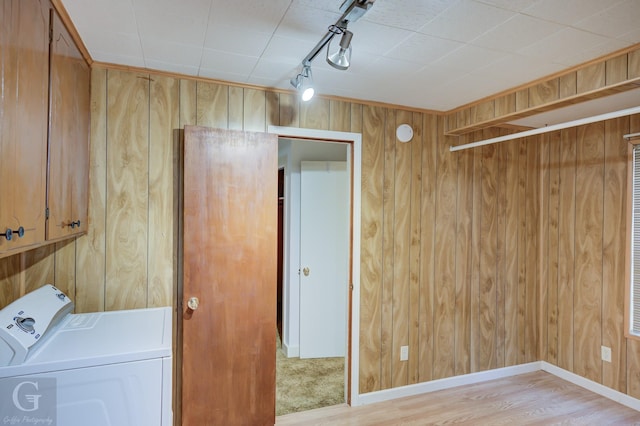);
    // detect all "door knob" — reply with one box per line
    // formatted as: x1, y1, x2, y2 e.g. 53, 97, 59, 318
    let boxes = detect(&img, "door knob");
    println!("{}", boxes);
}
302, 267, 310, 276
187, 297, 199, 310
